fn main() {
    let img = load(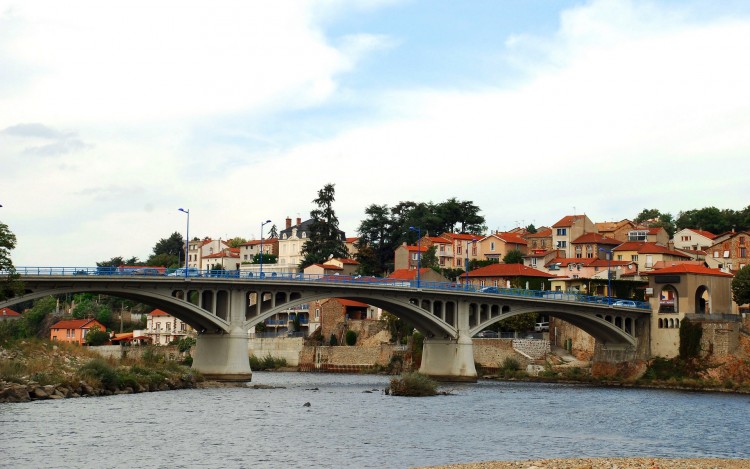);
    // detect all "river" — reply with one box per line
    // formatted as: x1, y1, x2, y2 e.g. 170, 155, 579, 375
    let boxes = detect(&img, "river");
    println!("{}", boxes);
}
1, 373, 749, 468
